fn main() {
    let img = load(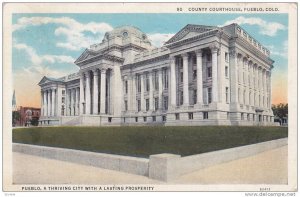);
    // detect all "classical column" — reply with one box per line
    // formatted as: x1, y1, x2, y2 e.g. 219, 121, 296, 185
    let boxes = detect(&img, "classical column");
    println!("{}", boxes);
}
75, 87, 79, 115
130, 75, 136, 112
93, 70, 99, 115
73, 88, 77, 116
100, 69, 106, 114
43, 91, 47, 116
69, 89, 73, 116
149, 72, 154, 111
85, 71, 91, 115
51, 88, 55, 116
196, 49, 203, 105
264, 71, 268, 108
182, 53, 189, 106
79, 73, 84, 115
40, 91, 44, 117
211, 45, 219, 102
170, 57, 176, 107
140, 73, 145, 111
158, 68, 163, 109
269, 72, 272, 109
47, 90, 51, 116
